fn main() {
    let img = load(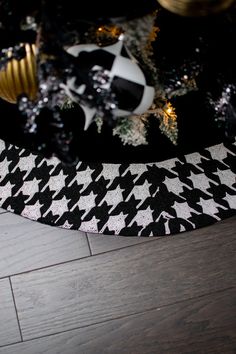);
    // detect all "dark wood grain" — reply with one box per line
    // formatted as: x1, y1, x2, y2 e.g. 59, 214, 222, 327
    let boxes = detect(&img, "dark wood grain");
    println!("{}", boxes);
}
10, 216, 236, 340
1, 287, 236, 354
